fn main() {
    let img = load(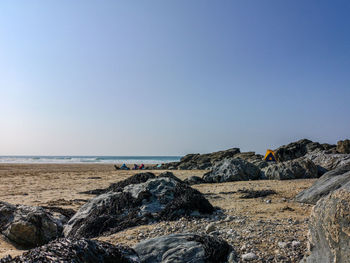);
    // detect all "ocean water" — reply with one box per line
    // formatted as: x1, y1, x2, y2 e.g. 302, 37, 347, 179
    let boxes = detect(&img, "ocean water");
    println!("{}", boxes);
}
0, 156, 181, 164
